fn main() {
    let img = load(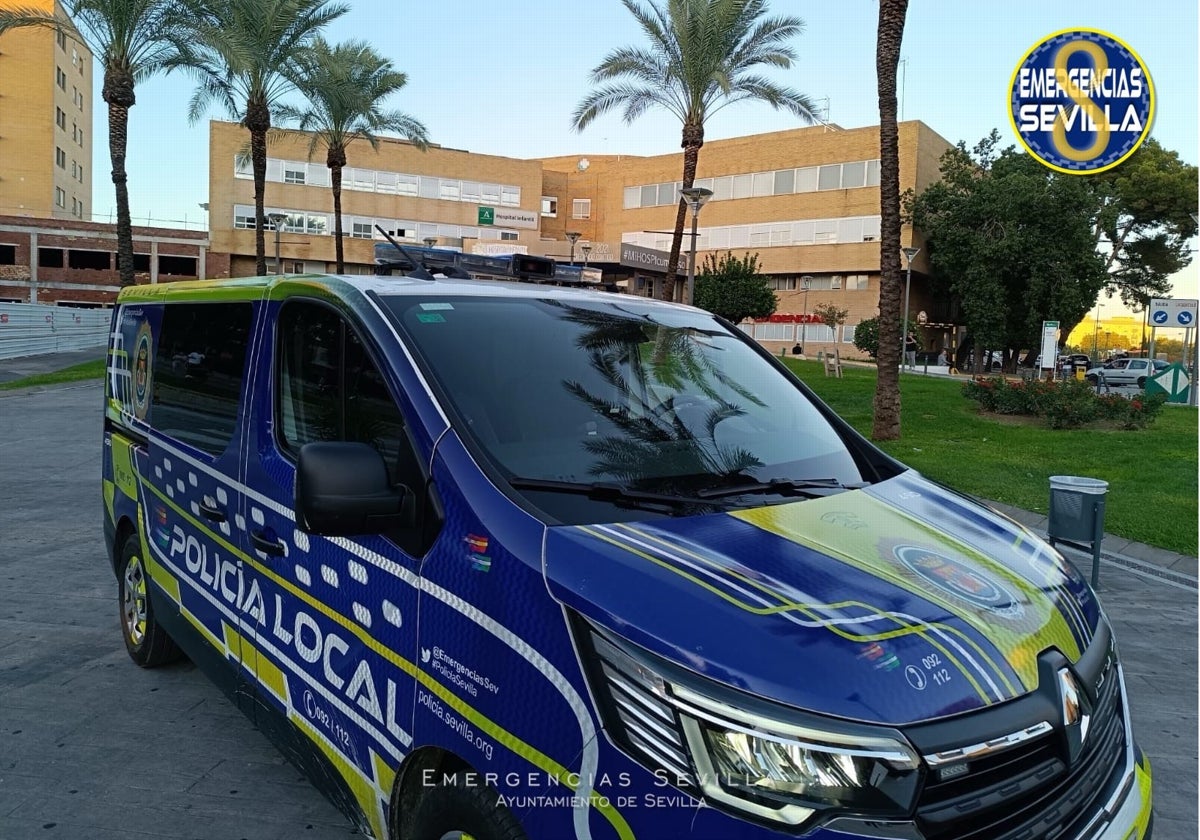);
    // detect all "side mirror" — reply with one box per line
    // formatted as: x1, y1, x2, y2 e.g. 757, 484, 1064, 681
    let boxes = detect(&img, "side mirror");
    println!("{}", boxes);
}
295, 441, 410, 536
